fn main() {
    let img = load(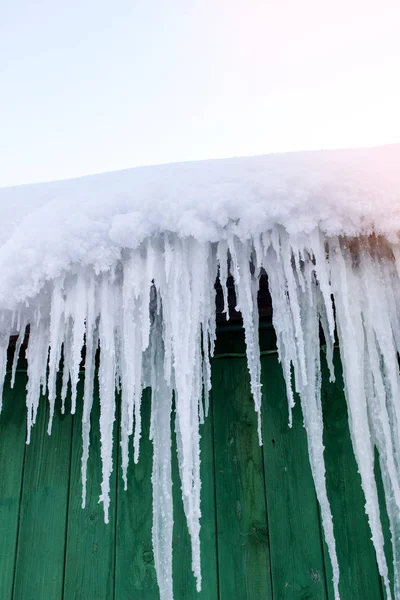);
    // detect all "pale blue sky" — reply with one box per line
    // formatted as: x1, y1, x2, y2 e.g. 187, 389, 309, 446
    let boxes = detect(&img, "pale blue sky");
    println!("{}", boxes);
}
1, 0, 399, 187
